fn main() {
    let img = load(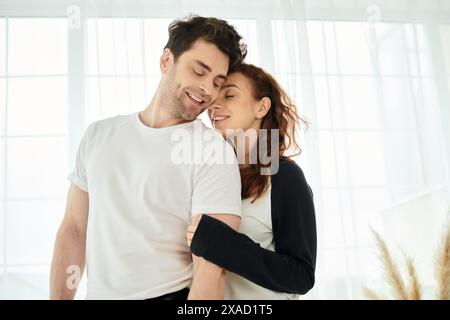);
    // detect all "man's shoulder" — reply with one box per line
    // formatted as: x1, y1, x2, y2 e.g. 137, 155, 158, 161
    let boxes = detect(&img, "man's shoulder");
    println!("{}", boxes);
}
184, 120, 237, 166
86, 113, 134, 138
89, 113, 132, 131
